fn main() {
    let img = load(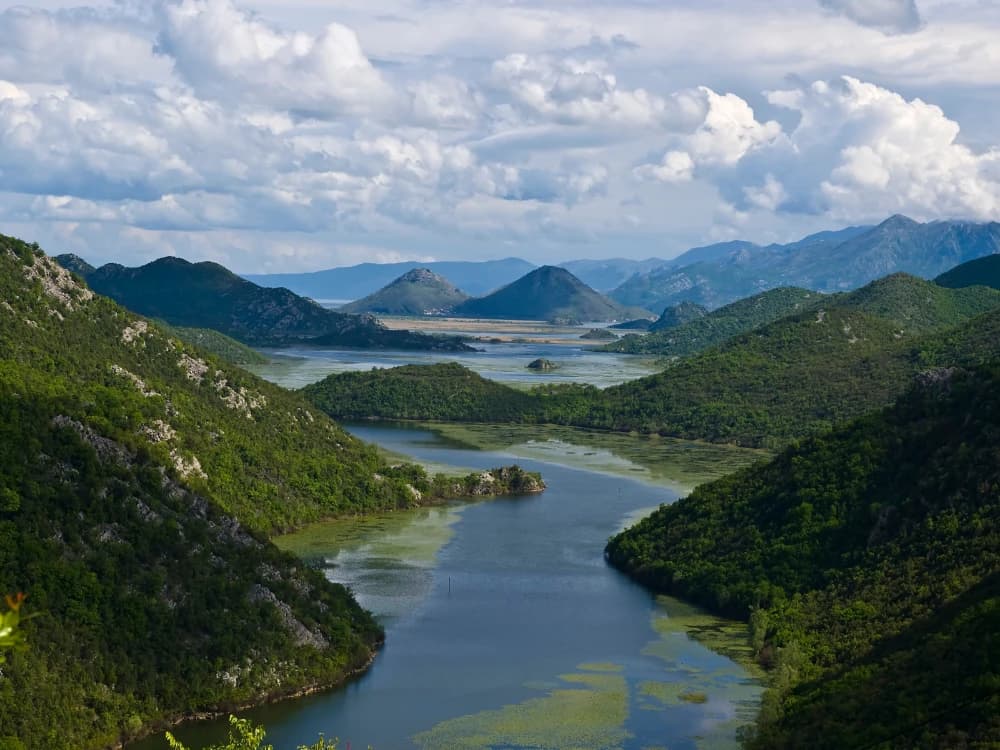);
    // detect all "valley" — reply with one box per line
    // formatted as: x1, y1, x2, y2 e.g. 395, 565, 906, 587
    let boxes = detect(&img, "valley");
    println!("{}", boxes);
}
135, 422, 765, 750
3, 227, 999, 750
